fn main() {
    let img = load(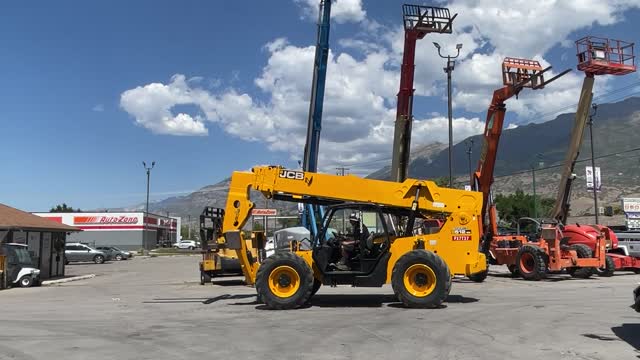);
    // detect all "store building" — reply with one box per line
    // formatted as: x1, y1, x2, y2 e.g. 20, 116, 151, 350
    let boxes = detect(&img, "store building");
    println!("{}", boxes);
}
0, 203, 80, 280
34, 212, 180, 250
